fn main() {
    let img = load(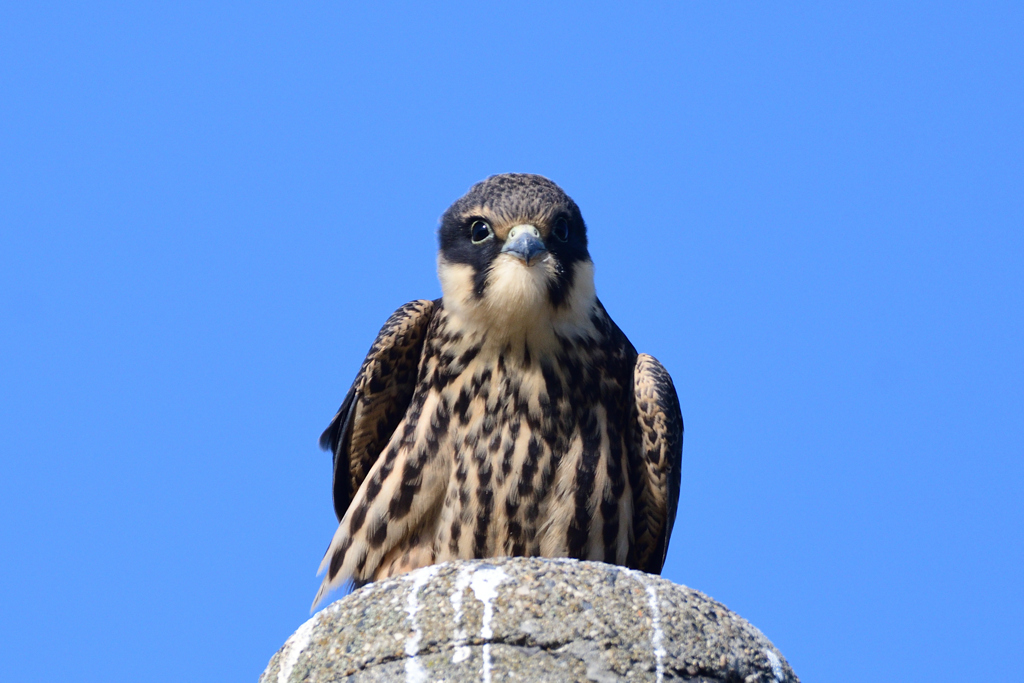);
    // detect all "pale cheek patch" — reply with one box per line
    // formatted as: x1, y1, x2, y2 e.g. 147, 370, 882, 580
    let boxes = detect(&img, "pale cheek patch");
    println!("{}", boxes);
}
438, 259, 479, 316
